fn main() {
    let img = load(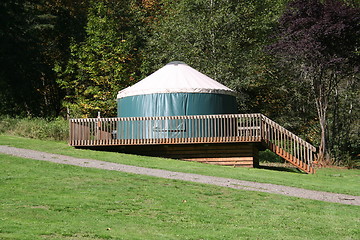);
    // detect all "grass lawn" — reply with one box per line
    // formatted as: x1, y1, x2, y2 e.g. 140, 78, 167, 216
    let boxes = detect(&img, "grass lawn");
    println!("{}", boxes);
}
1, 153, 359, 240
0, 135, 359, 196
